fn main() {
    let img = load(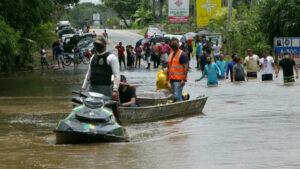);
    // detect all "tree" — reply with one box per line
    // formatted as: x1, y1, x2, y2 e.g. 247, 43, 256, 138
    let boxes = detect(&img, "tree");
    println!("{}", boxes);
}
0, 0, 54, 35
0, 0, 78, 71
103, 0, 140, 27
0, 18, 20, 71
207, 5, 271, 56
133, 0, 154, 26
258, 0, 300, 44
61, 3, 115, 28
